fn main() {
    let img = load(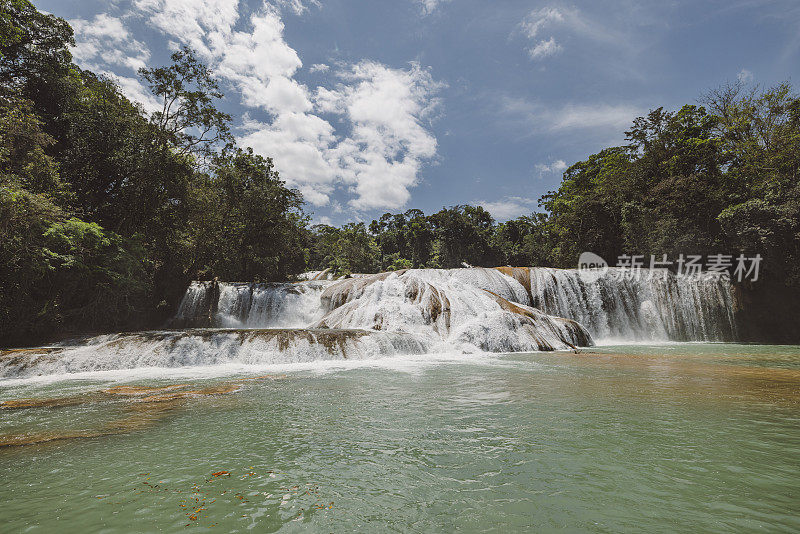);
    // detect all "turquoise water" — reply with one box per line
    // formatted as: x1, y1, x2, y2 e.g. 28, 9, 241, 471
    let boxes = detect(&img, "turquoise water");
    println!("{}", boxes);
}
1, 344, 799, 532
